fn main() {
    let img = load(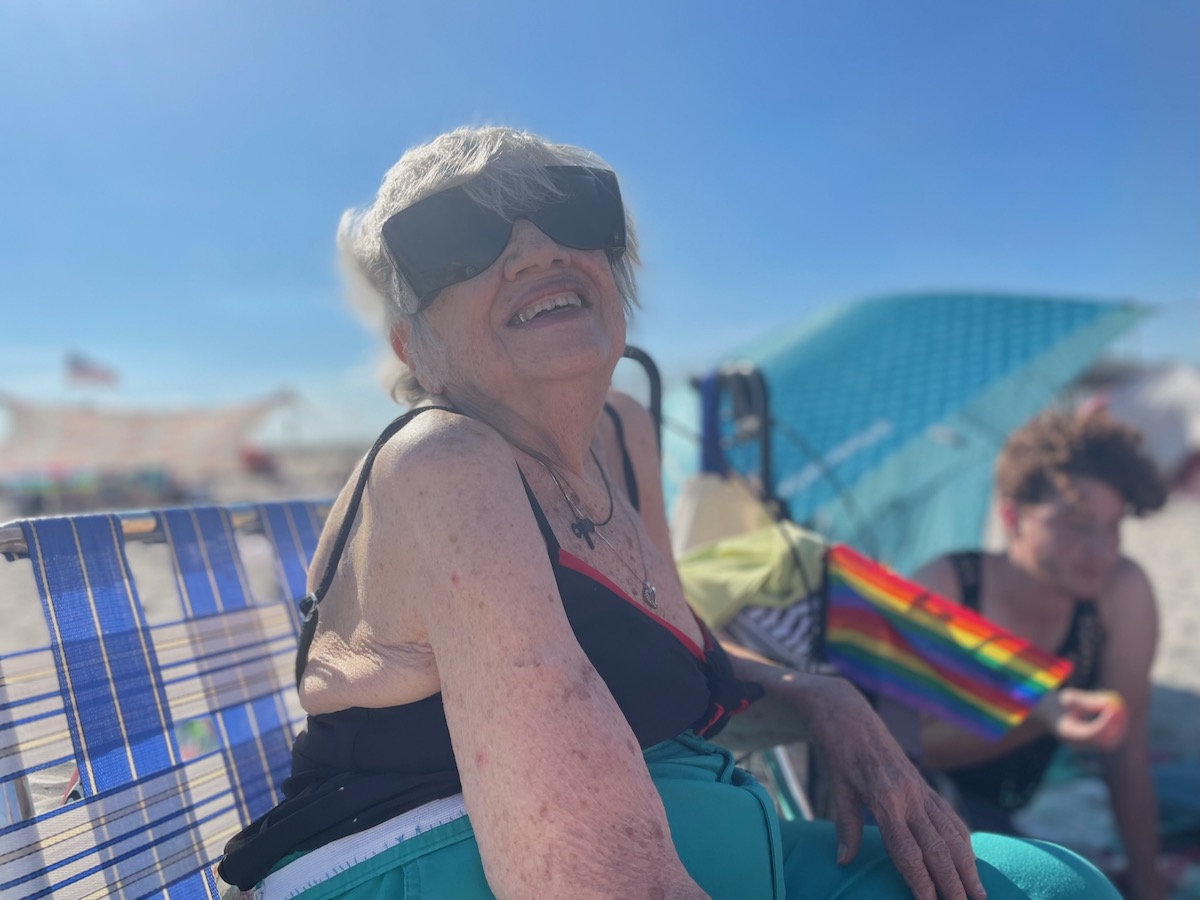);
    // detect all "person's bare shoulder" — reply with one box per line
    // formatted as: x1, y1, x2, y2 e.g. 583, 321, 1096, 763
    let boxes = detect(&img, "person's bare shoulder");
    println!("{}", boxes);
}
1091, 556, 1160, 718
306, 409, 490, 585
364, 407, 526, 559
371, 407, 507, 484
1096, 555, 1158, 630
911, 554, 964, 604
